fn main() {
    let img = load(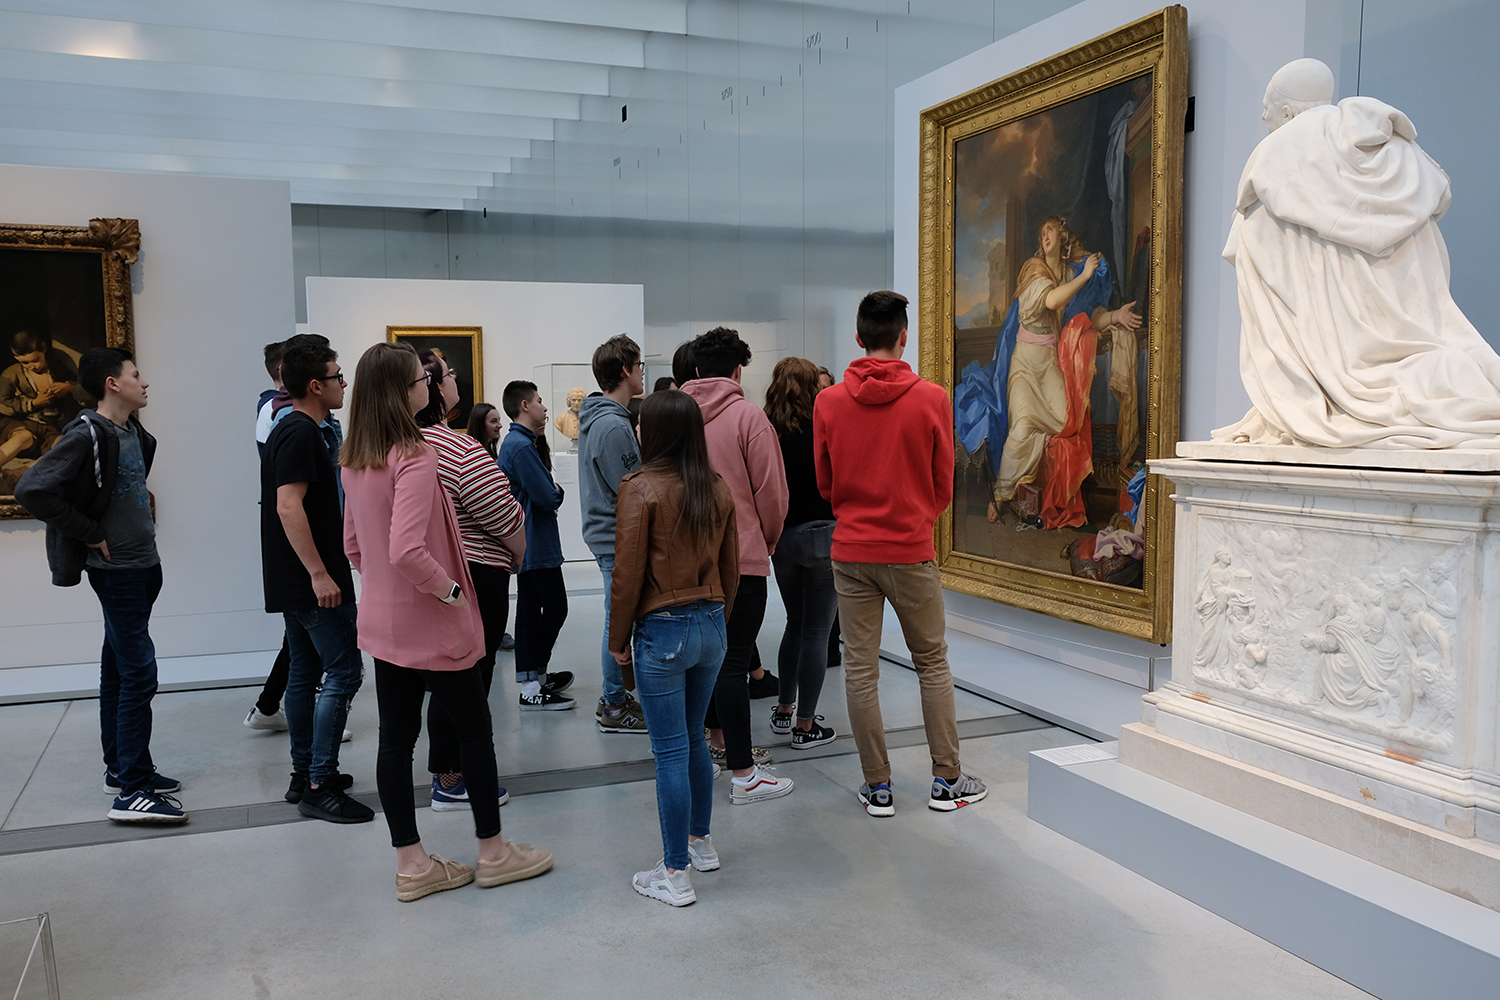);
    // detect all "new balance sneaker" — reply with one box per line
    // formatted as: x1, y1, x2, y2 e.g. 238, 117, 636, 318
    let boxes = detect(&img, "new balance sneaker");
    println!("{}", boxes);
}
430, 774, 510, 811
769, 707, 794, 735
519, 690, 576, 711
858, 782, 895, 818
542, 670, 575, 696
597, 700, 648, 734
929, 772, 988, 812
747, 670, 779, 700
243, 707, 288, 732
297, 784, 375, 824
790, 717, 836, 750
103, 770, 181, 795
632, 860, 696, 906
396, 854, 473, 903
285, 771, 354, 804
729, 765, 794, 805
708, 741, 772, 768
108, 789, 188, 824
687, 835, 720, 872
476, 842, 553, 888
596, 692, 641, 720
